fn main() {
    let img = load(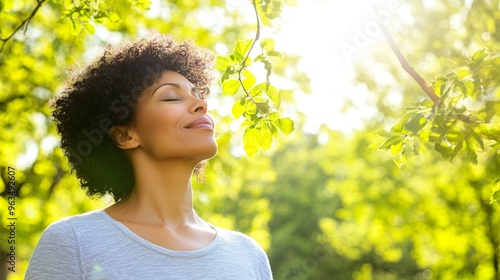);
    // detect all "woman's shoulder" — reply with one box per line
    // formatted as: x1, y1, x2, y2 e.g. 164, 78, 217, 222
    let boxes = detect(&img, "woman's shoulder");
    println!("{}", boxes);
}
48, 208, 104, 224
211, 226, 272, 276
215, 226, 255, 240
42, 209, 107, 236
213, 226, 267, 253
